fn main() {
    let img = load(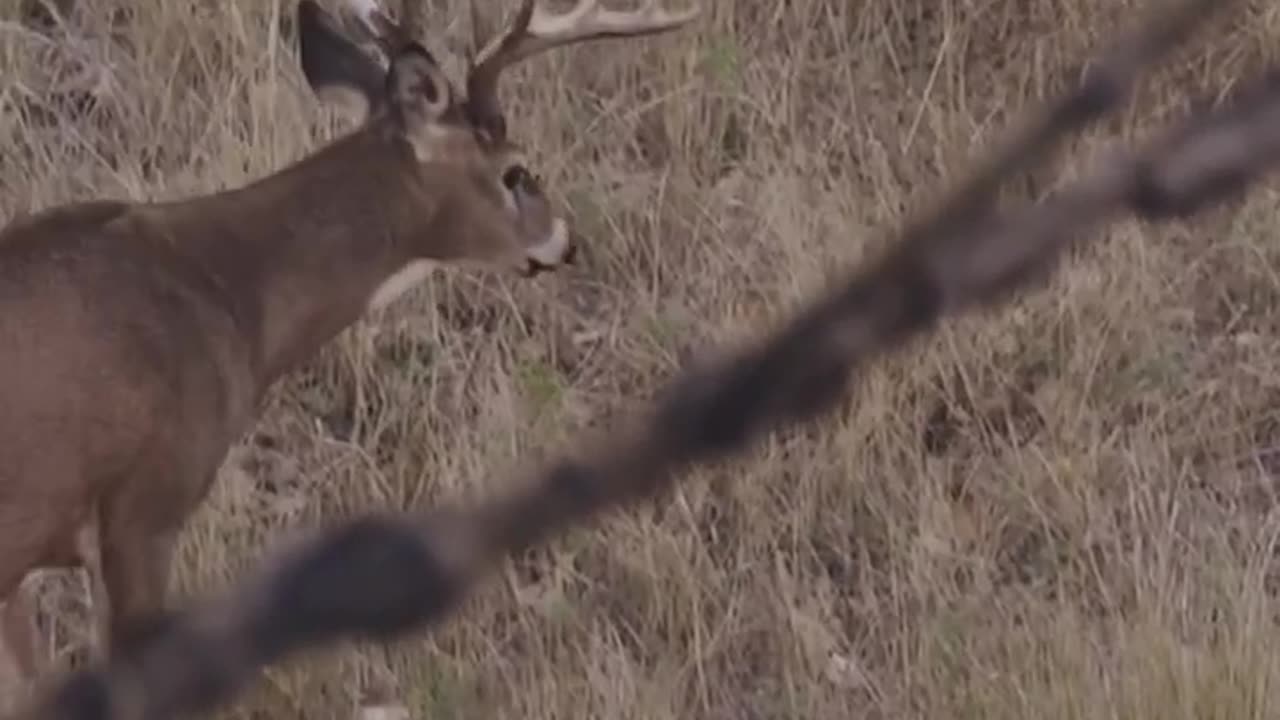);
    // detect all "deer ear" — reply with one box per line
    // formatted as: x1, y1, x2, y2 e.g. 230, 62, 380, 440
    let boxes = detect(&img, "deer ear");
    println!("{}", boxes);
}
297, 0, 386, 123
386, 44, 452, 129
